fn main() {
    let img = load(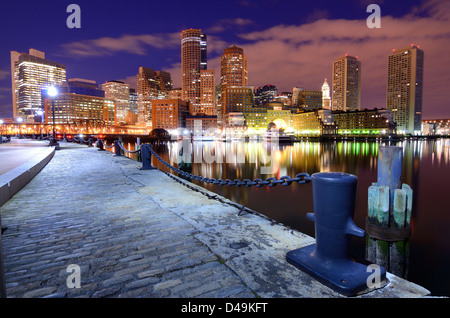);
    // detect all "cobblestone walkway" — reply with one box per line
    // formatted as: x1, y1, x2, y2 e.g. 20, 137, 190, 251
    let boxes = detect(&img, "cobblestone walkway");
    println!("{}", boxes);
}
0, 143, 255, 298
